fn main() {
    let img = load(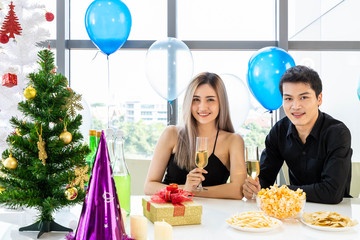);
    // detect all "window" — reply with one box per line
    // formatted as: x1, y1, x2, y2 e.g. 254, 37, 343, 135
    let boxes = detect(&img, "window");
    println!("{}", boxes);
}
54, 1, 360, 162
141, 104, 155, 109
177, 0, 276, 40
288, 0, 360, 40
141, 112, 153, 116
70, 0, 167, 40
